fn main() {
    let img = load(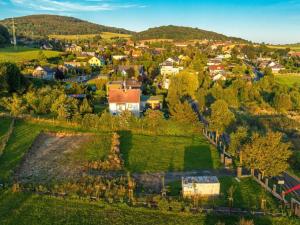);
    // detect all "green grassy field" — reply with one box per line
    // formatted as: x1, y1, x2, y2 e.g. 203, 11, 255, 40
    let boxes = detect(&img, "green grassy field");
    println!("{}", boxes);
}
0, 46, 61, 63
120, 132, 221, 172
275, 74, 300, 87
0, 190, 298, 225
0, 117, 12, 141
